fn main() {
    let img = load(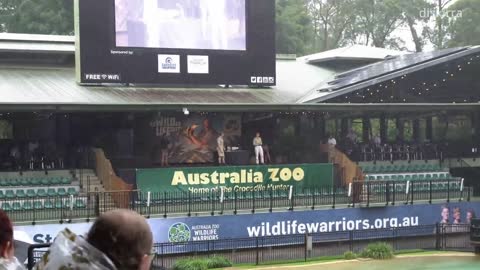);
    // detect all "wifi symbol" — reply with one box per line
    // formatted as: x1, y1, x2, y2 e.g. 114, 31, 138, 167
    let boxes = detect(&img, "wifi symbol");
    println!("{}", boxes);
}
101, 74, 107, 80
